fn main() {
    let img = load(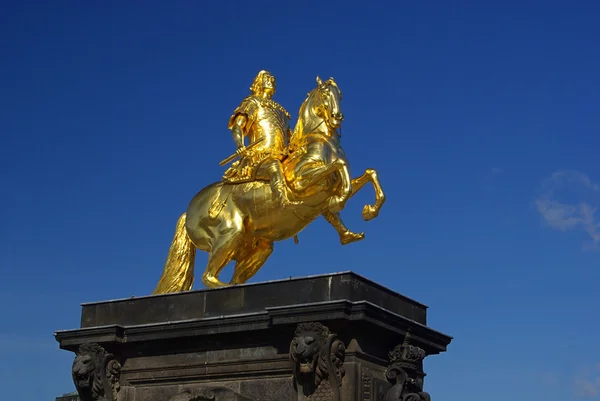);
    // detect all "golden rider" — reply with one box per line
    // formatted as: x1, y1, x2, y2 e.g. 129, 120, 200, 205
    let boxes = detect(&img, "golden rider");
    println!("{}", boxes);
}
224, 70, 300, 208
